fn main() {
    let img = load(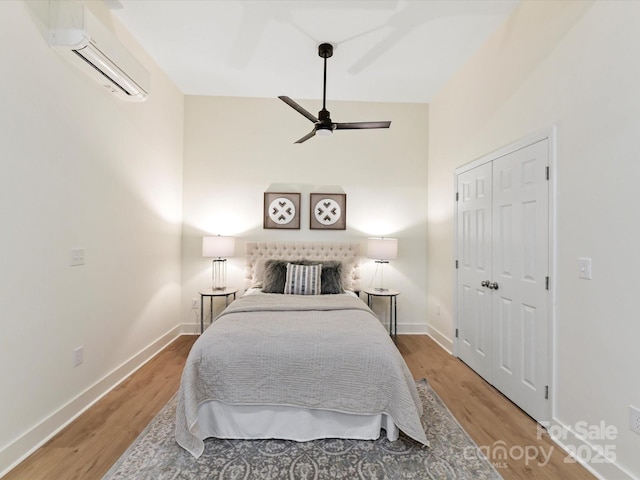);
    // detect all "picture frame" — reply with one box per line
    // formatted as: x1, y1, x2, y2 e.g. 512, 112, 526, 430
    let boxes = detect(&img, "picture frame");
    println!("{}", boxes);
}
310, 193, 347, 230
263, 192, 301, 229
